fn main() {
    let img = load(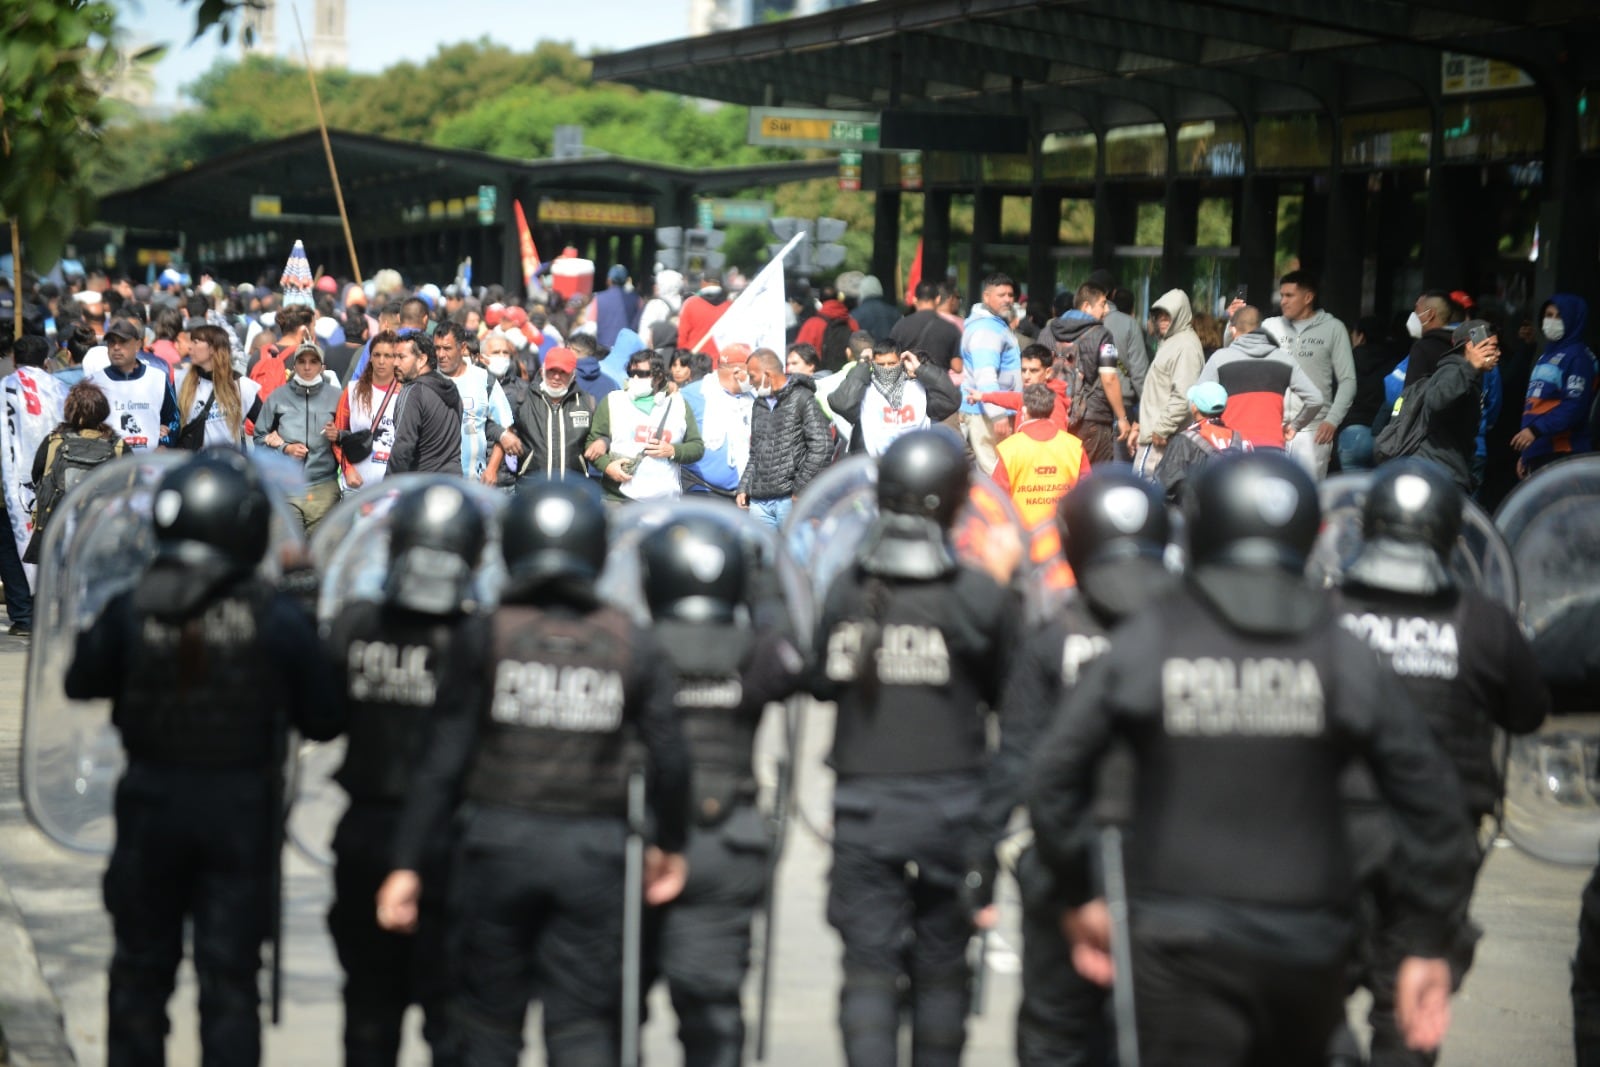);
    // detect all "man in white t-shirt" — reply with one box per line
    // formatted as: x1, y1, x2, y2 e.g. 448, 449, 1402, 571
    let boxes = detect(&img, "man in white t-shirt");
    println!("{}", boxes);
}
433, 322, 513, 481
